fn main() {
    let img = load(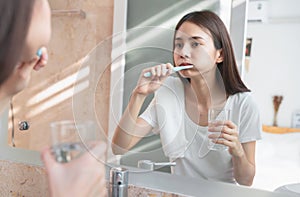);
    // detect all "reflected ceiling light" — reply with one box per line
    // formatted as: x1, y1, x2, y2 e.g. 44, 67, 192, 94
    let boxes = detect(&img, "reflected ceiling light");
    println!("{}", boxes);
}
27, 80, 89, 118
27, 66, 90, 106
